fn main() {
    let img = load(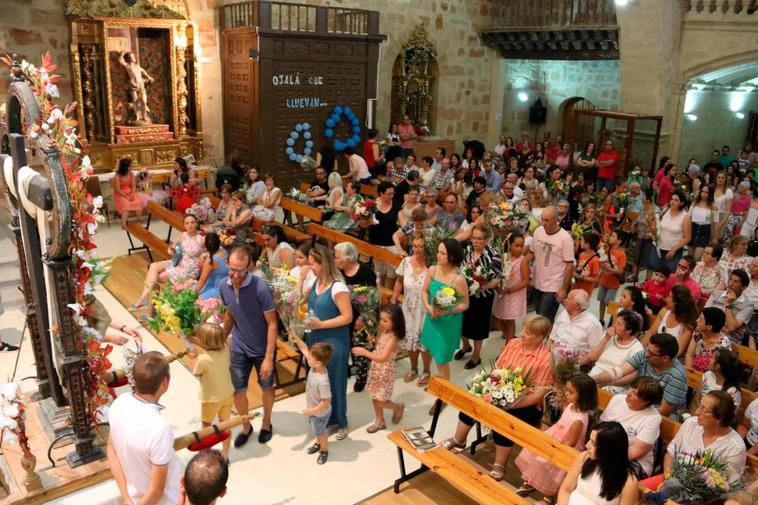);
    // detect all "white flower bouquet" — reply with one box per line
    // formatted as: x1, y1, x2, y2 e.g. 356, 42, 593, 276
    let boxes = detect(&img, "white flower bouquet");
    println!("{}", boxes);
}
467, 366, 532, 409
